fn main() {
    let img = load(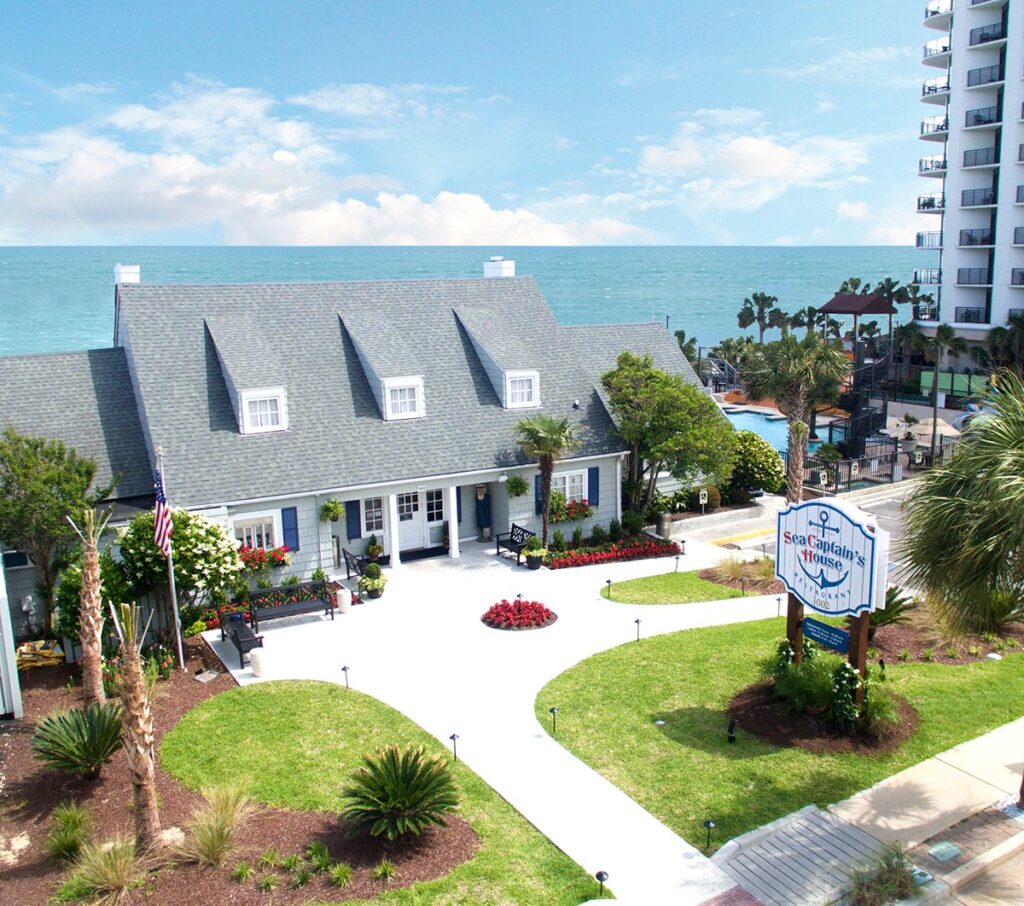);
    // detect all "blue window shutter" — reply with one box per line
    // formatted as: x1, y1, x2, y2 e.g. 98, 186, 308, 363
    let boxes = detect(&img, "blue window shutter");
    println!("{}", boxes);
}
588, 467, 600, 508
456, 487, 462, 523
345, 500, 361, 540
535, 474, 543, 515
281, 507, 299, 551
